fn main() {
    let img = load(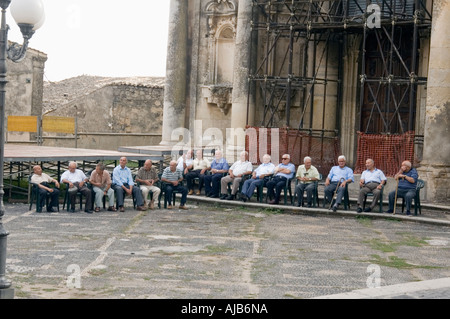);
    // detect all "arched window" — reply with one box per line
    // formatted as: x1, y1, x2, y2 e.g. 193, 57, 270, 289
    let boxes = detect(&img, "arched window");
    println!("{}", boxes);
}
215, 26, 235, 84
